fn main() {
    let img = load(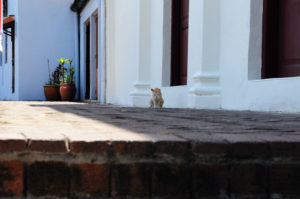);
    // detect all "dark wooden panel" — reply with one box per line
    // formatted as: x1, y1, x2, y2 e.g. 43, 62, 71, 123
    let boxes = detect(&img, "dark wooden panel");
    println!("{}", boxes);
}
277, 0, 300, 77
95, 15, 98, 99
262, 0, 280, 78
262, 0, 300, 78
3, 0, 7, 17
85, 22, 90, 99
171, 0, 189, 86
